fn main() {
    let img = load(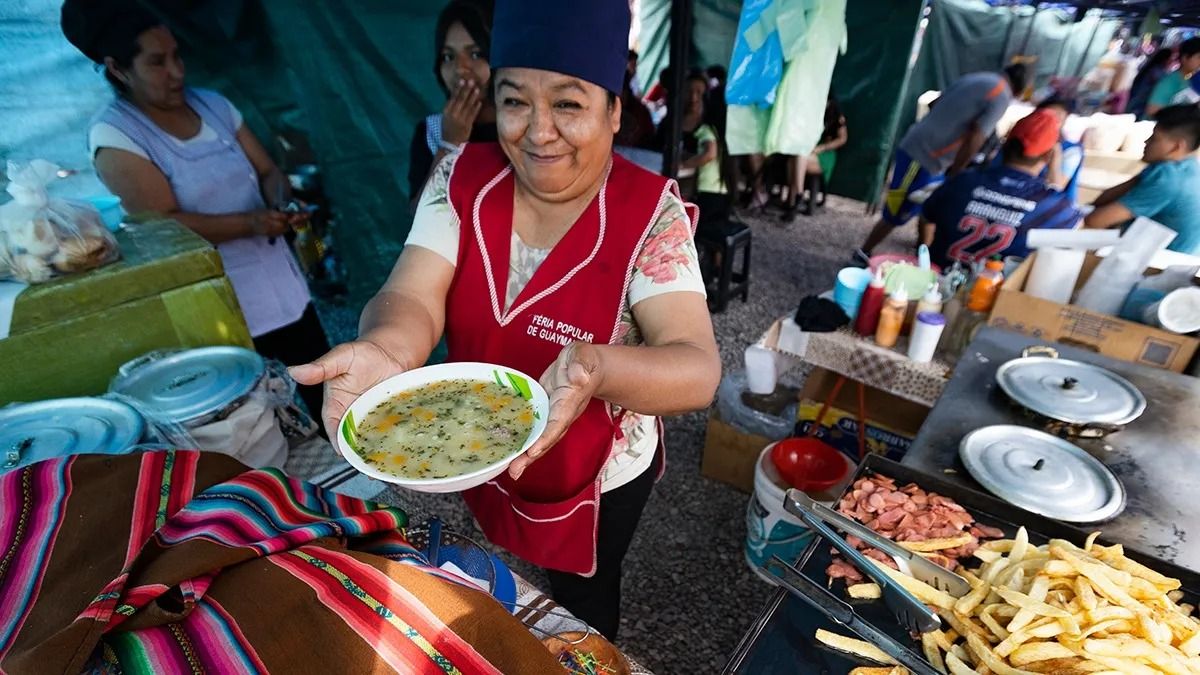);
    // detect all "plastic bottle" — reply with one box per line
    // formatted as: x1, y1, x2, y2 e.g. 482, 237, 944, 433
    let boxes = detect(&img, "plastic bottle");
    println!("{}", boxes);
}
854, 268, 887, 337
908, 312, 946, 362
967, 259, 1006, 313
875, 288, 908, 348
916, 284, 943, 316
